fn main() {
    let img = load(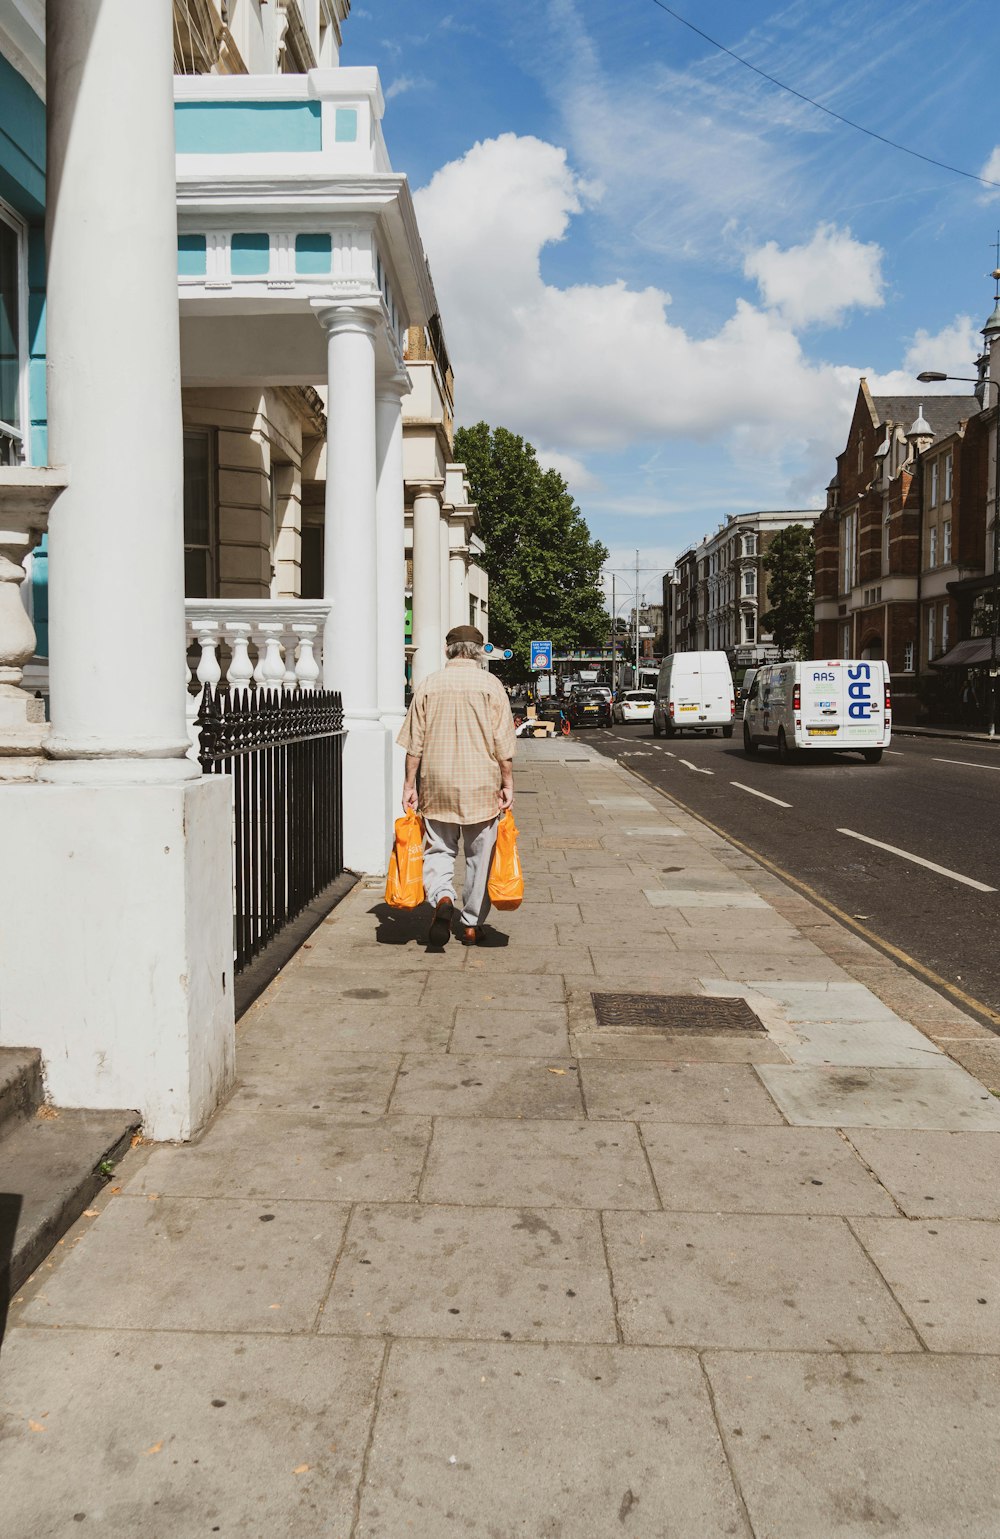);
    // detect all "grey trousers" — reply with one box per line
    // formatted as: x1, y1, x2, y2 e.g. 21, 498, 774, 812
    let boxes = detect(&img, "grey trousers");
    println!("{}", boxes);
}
423, 817, 498, 927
